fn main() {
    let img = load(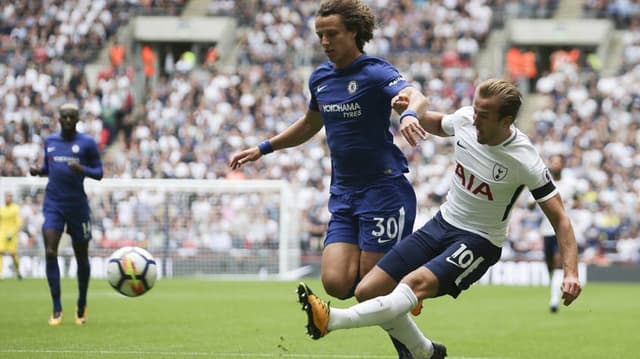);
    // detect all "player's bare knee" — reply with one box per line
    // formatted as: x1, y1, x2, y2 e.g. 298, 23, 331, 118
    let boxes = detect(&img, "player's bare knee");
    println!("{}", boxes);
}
321, 277, 353, 299
353, 282, 373, 302
322, 265, 360, 299
325, 285, 351, 300
401, 270, 439, 299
